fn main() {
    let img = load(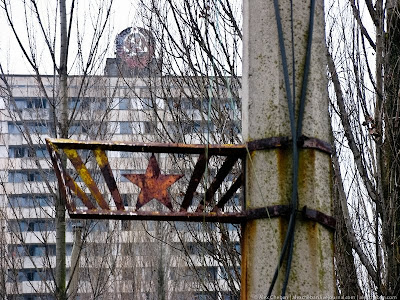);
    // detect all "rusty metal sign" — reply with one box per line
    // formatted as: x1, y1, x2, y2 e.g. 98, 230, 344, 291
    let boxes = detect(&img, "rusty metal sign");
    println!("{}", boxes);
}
46, 137, 335, 228
46, 138, 247, 223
